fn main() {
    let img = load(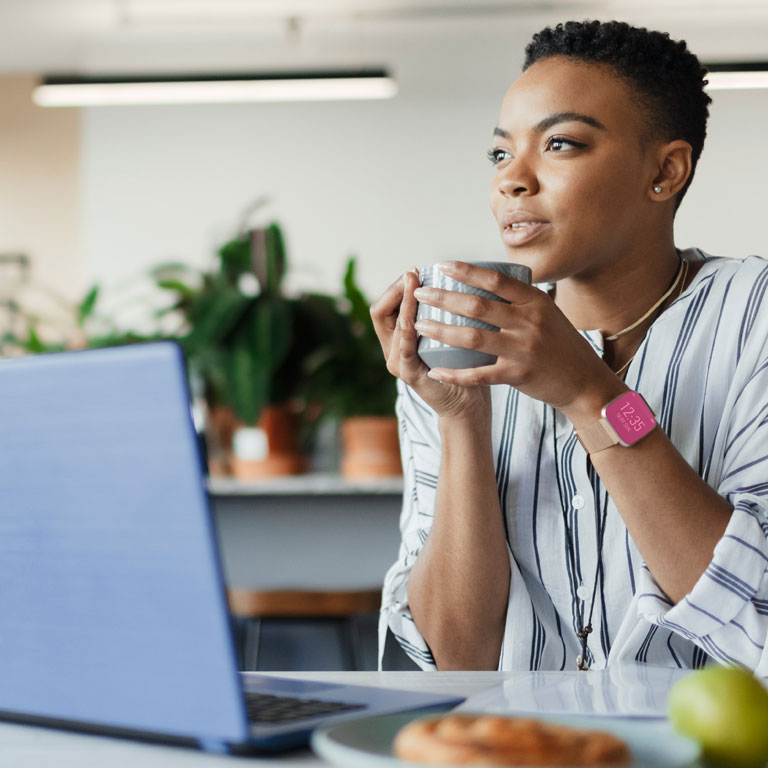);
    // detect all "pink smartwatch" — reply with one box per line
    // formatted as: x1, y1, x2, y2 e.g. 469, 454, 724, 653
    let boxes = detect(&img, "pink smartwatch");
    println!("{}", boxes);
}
574, 390, 657, 454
